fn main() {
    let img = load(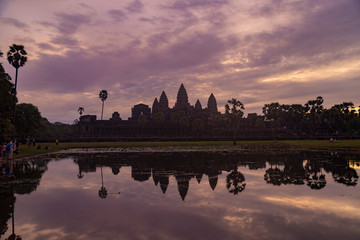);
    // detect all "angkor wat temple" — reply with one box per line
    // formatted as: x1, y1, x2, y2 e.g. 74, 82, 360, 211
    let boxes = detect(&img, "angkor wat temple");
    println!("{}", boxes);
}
74, 84, 261, 139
